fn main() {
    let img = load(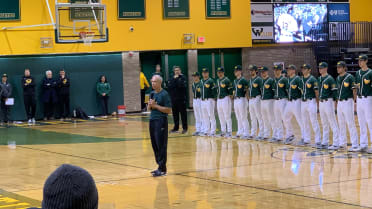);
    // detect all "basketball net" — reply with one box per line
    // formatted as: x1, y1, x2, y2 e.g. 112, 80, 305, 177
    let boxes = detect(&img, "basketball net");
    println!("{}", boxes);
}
79, 32, 95, 46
